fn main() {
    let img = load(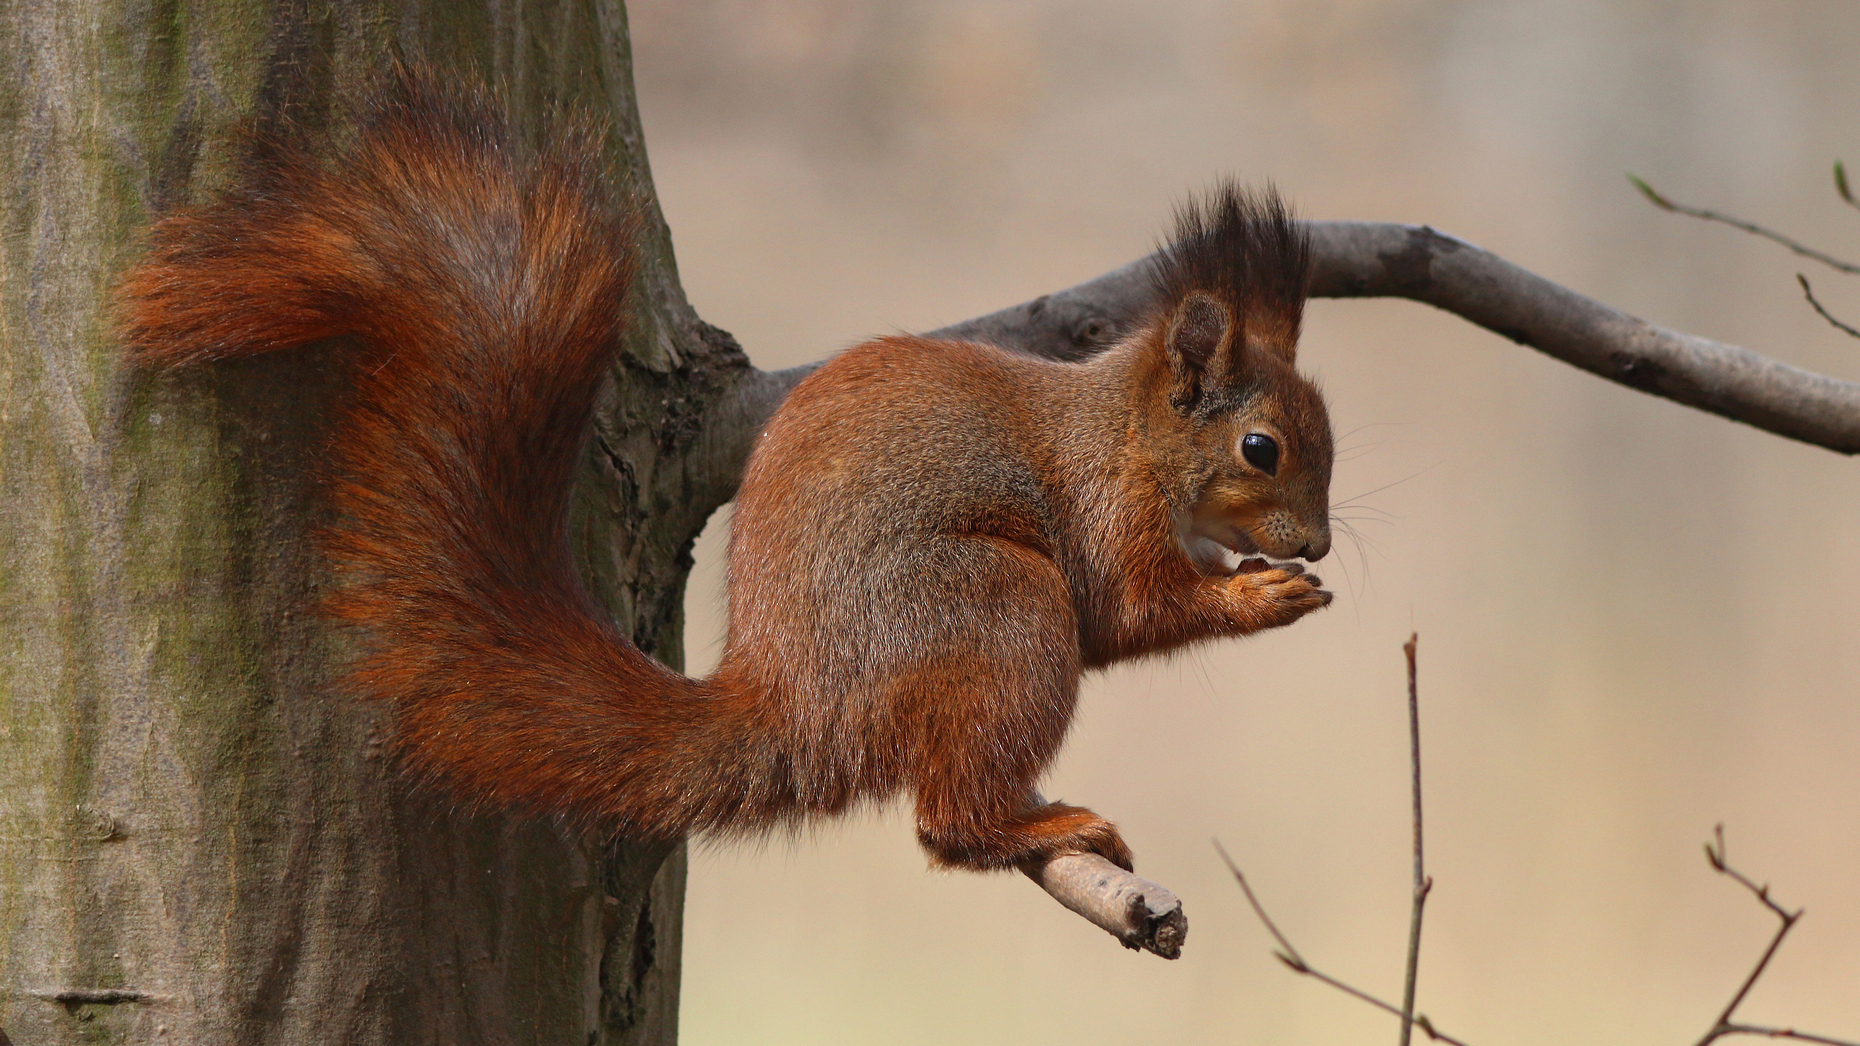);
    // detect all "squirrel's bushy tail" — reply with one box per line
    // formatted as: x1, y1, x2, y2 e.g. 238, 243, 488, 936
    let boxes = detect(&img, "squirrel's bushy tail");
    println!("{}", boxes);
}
119, 75, 773, 838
